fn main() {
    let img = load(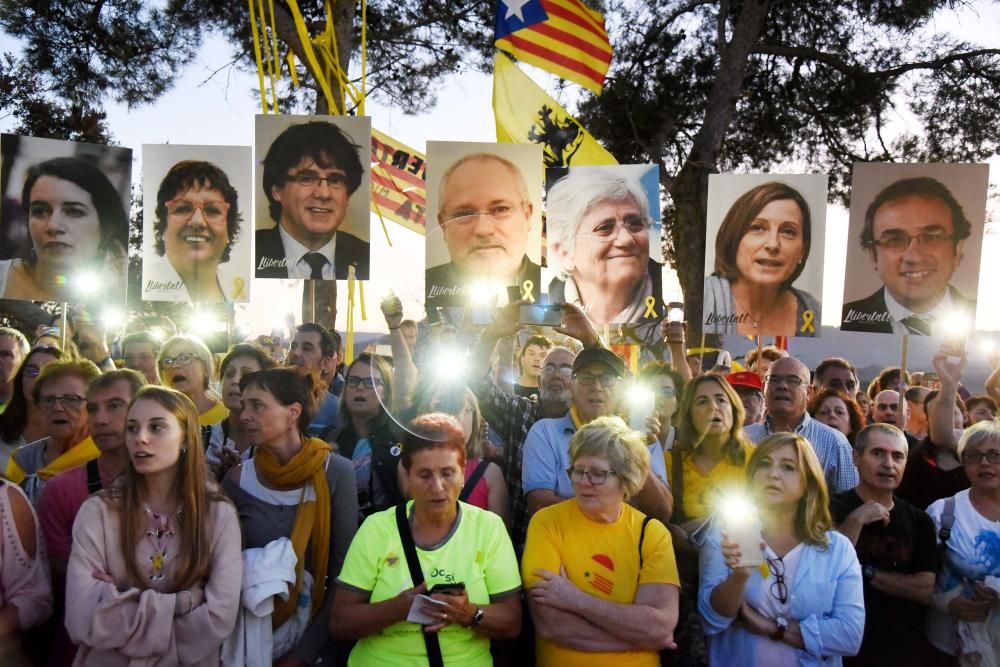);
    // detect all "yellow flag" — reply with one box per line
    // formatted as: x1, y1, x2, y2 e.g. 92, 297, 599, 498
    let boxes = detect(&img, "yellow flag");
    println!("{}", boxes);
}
493, 51, 617, 167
